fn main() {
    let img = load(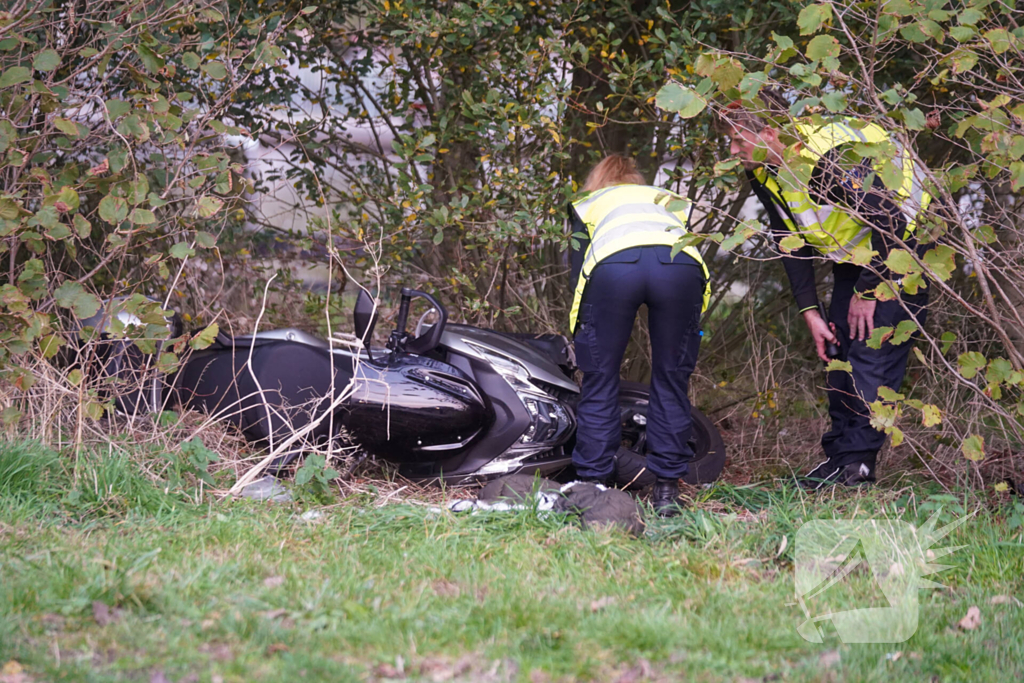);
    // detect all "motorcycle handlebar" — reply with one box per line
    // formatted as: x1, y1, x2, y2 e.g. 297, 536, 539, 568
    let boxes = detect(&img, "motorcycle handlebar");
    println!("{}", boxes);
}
392, 288, 449, 356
